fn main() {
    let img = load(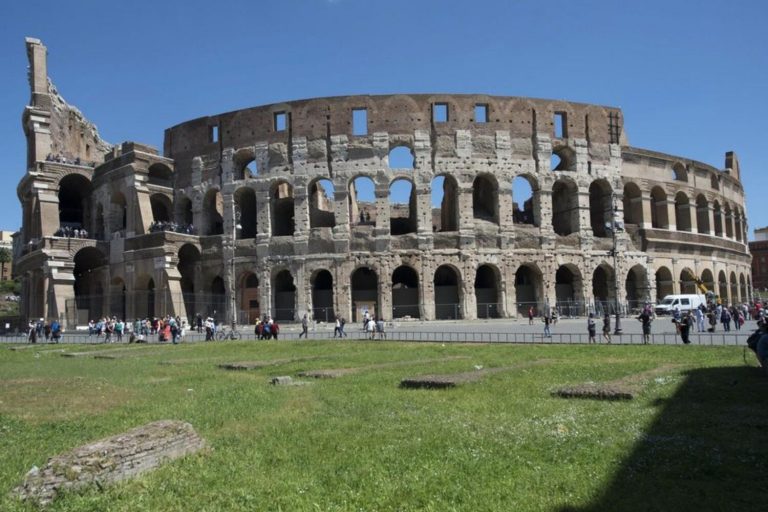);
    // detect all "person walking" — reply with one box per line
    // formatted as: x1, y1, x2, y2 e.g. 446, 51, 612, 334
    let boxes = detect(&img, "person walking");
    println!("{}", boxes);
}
587, 313, 596, 343
299, 314, 309, 339
677, 311, 693, 344
602, 312, 612, 343
334, 316, 341, 338
543, 312, 552, 338
638, 308, 653, 344
528, 306, 535, 325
